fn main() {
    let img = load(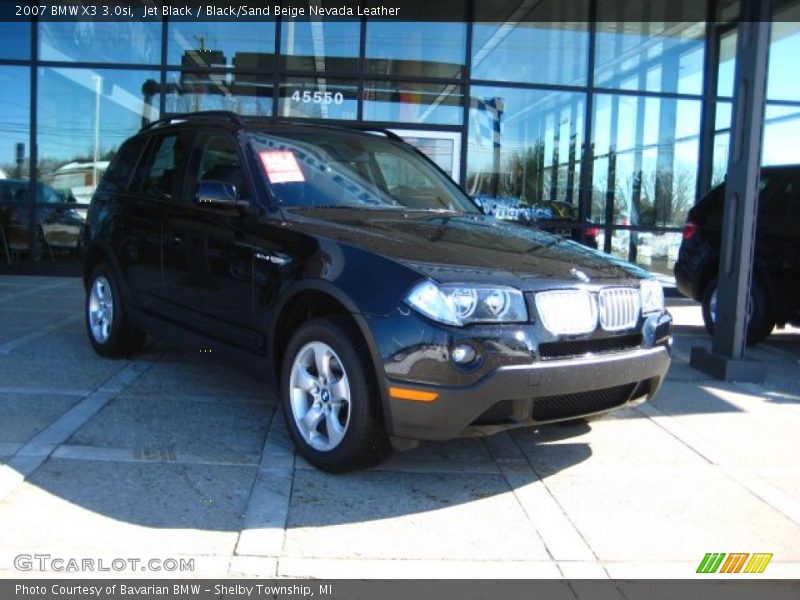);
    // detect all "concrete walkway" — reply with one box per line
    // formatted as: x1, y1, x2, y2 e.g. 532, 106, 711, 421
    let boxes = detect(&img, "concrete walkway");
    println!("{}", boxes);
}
0, 276, 797, 579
